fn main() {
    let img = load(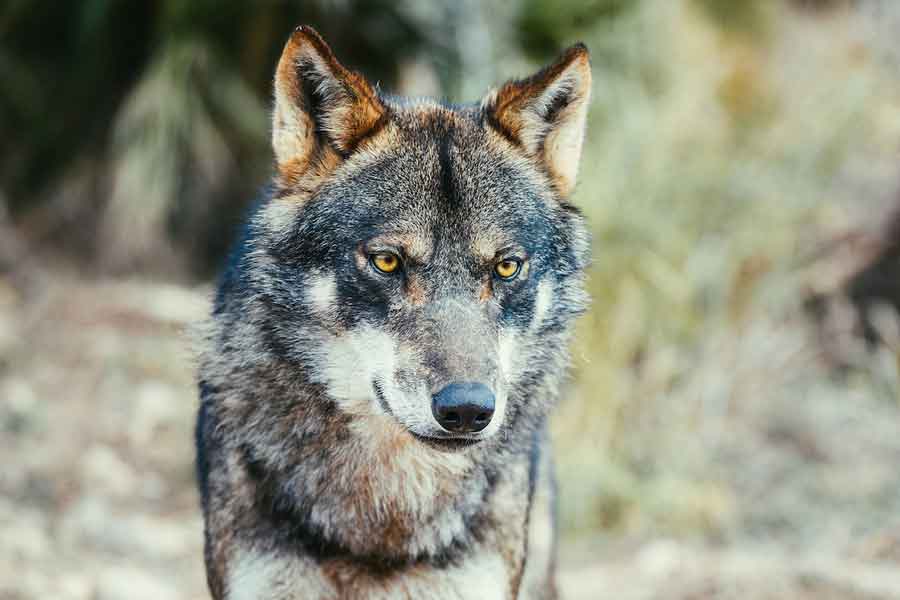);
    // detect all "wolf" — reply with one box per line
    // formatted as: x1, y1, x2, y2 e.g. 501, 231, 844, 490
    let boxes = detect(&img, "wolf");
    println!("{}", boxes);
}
195, 24, 592, 600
